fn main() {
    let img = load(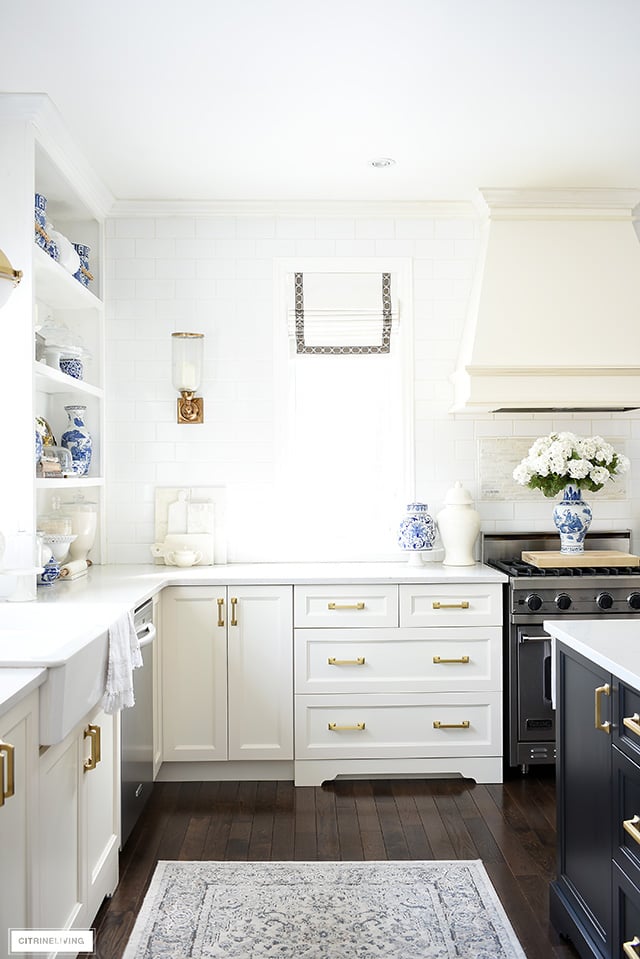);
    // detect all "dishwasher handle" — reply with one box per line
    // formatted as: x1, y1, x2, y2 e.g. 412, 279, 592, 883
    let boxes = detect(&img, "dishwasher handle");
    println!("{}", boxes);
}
136, 622, 156, 648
